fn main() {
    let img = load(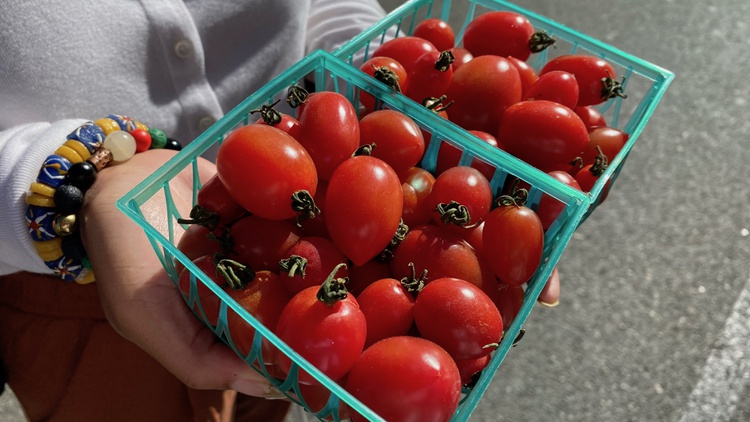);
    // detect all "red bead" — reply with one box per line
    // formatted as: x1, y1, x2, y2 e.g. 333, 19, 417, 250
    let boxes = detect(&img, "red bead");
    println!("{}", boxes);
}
130, 128, 152, 153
